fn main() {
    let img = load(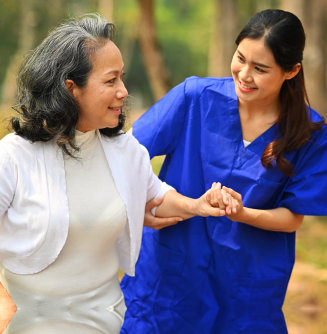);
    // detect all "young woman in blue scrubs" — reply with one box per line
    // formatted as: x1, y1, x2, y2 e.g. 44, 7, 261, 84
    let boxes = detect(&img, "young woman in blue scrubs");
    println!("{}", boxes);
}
121, 9, 327, 333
